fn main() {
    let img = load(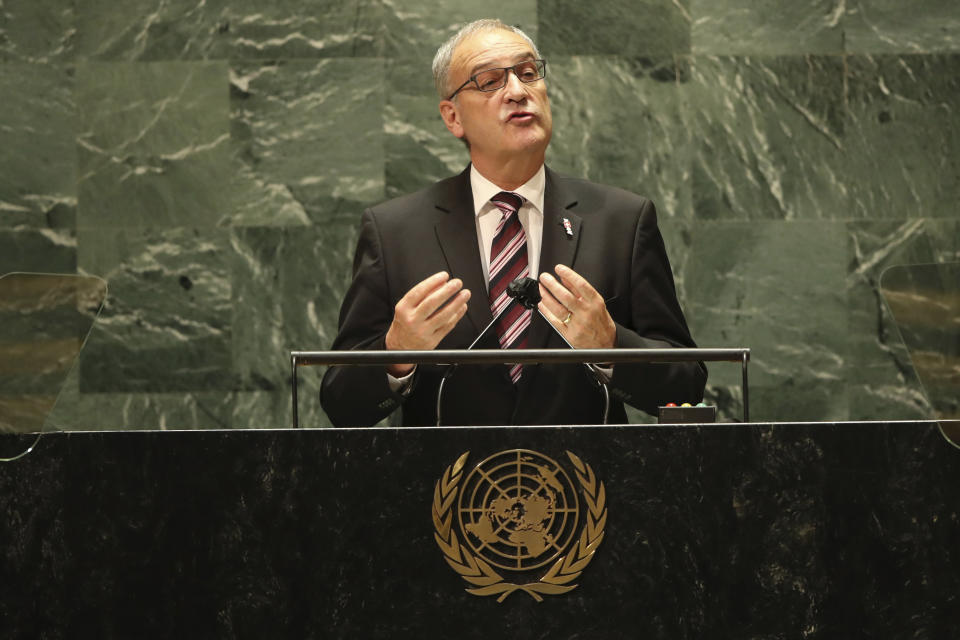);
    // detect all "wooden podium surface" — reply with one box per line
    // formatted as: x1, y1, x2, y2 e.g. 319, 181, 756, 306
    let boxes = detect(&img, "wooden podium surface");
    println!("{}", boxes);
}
2, 421, 958, 639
